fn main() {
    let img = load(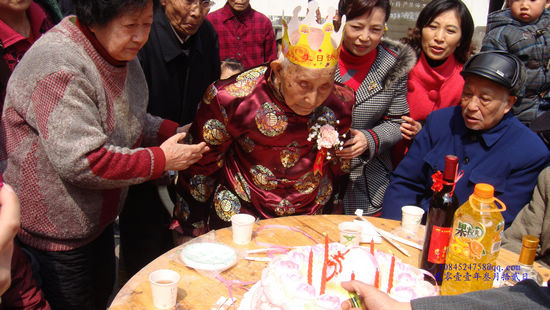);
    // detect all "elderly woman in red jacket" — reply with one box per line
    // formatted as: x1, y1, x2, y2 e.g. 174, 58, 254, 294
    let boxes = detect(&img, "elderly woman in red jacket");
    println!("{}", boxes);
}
391, 0, 474, 167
